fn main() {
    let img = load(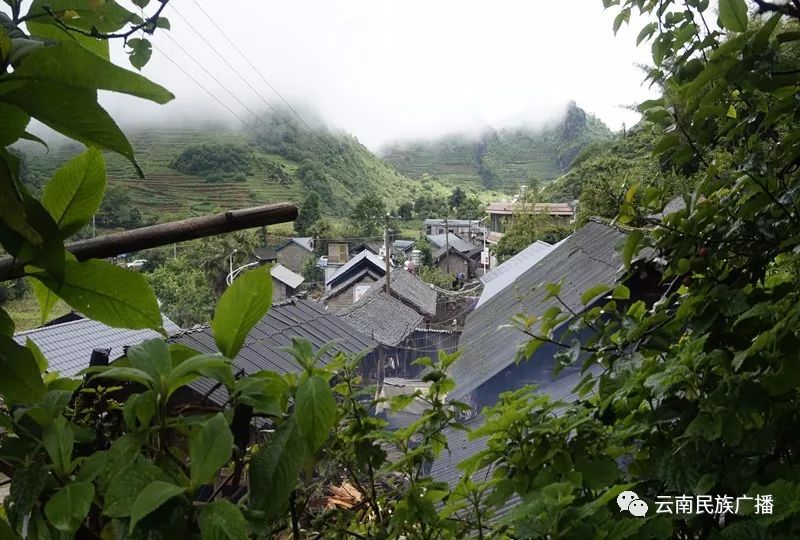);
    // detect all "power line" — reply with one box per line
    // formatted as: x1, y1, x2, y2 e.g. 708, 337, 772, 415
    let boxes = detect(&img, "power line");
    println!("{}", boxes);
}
152, 43, 253, 129
167, 5, 286, 125
187, 0, 315, 133
160, 32, 267, 127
